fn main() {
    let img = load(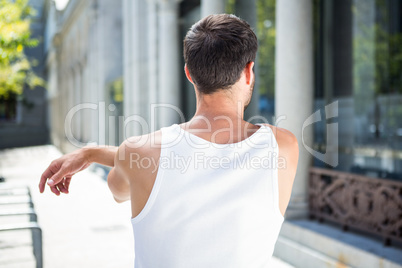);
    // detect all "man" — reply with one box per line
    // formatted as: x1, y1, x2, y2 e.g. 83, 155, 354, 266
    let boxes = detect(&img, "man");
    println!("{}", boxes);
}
39, 14, 299, 267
